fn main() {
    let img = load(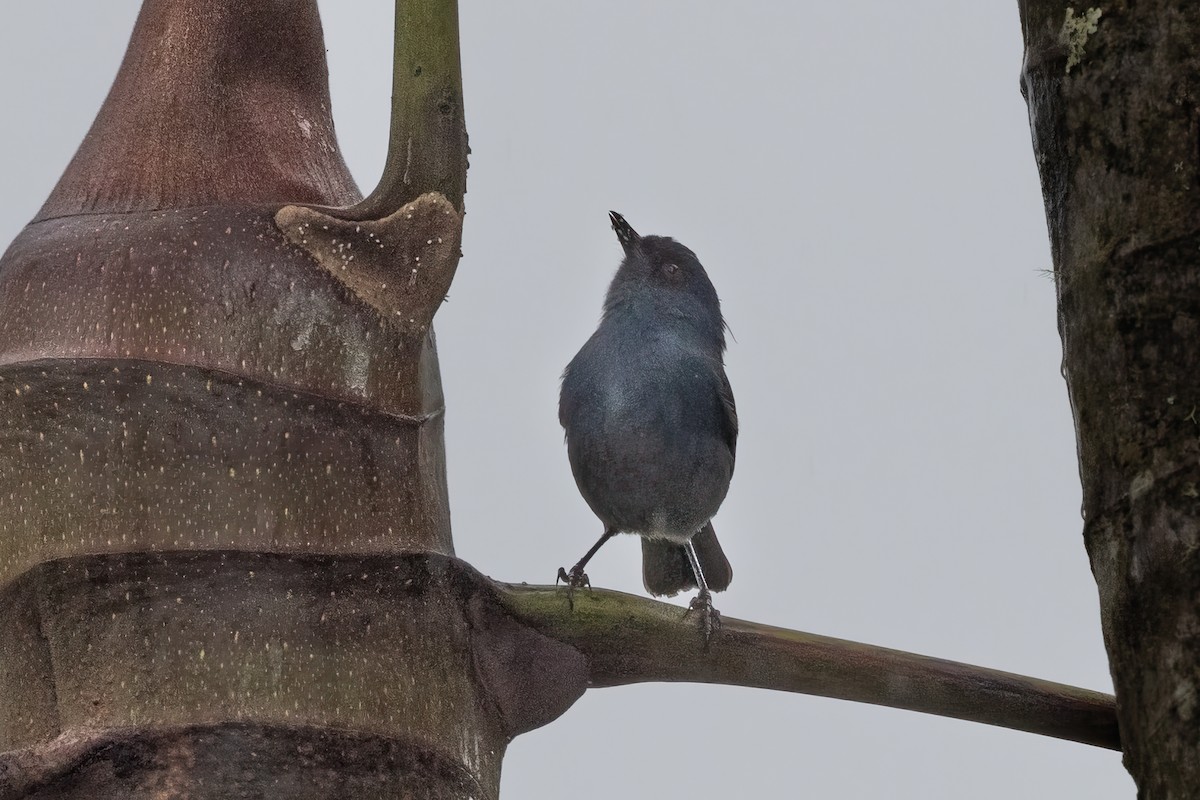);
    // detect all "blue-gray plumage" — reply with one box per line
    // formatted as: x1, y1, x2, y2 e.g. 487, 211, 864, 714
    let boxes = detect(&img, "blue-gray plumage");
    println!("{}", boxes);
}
557, 211, 736, 638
